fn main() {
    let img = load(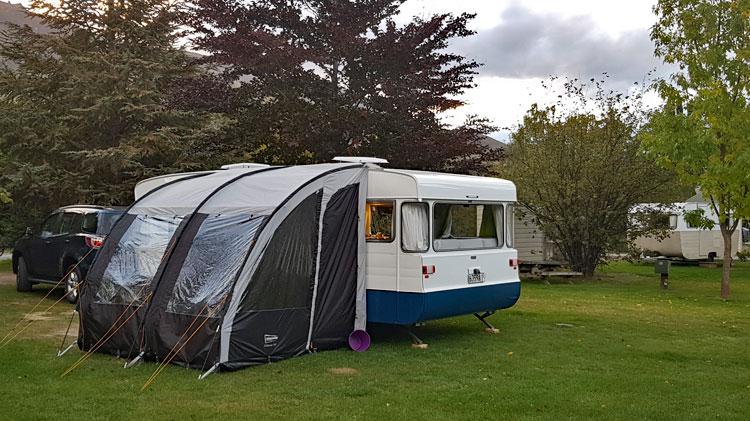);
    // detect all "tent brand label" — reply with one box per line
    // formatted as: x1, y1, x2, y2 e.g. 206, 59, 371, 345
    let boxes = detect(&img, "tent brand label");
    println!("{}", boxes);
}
264, 334, 279, 347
